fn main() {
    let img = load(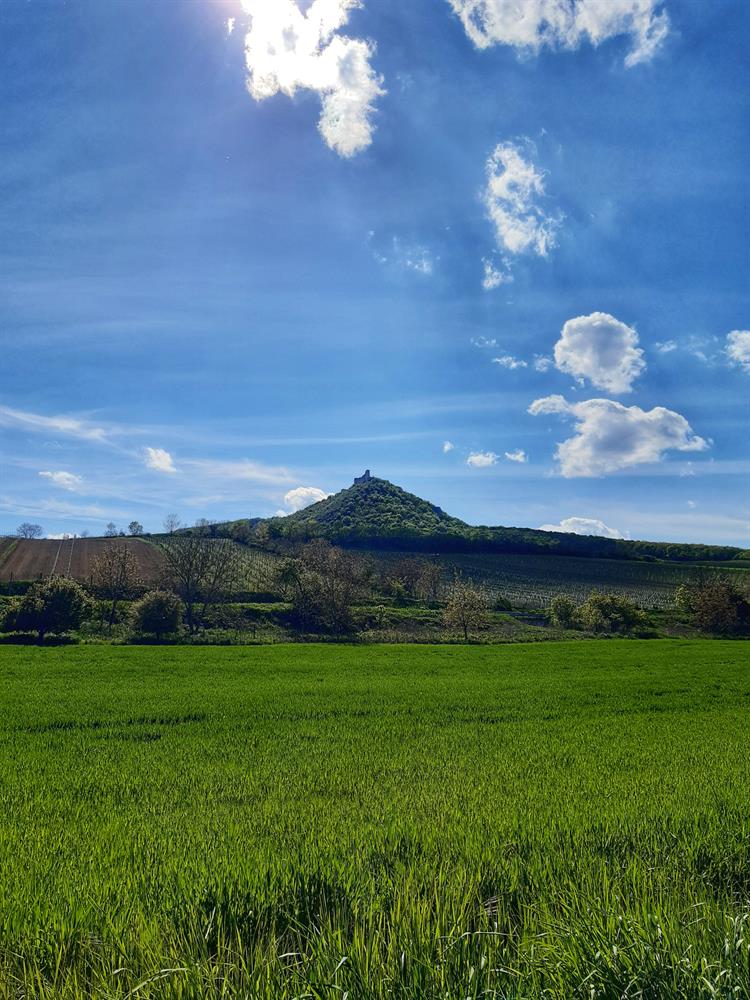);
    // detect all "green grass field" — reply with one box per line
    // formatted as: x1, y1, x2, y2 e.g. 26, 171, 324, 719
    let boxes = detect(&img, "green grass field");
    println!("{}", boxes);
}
1, 642, 749, 998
